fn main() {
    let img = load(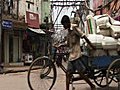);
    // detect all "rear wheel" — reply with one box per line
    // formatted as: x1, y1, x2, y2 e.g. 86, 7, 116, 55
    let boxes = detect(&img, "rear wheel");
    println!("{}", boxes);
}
93, 68, 113, 87
106, 59, 120, 87
27, 56, 57, 90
